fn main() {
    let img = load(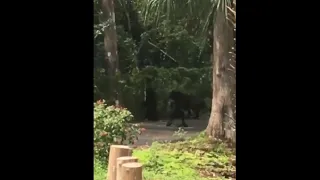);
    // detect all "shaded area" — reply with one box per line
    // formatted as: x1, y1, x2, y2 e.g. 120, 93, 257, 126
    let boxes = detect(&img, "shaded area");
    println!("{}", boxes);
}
144, 87, 158, 121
